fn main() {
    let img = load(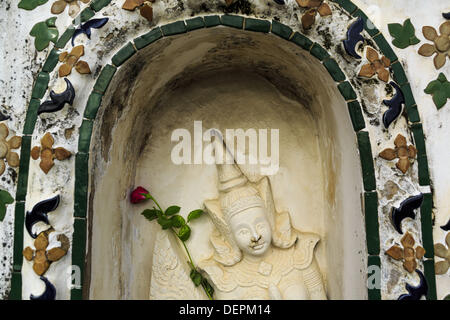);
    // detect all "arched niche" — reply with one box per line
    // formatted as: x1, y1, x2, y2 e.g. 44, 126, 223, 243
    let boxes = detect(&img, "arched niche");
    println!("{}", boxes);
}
85, 26, 367, 299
